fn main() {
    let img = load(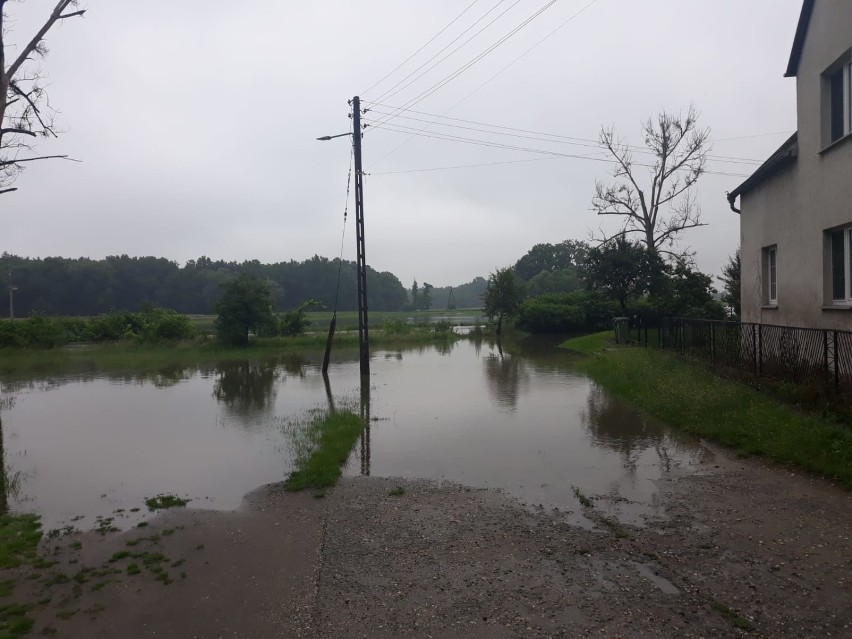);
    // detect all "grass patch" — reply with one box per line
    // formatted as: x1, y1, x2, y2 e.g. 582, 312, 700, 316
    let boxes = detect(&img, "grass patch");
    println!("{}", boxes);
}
568, 335, 852, 486
571, 485, 593, 508
144, 495, 189, 511
387, 486, 406, 497
559, 331, 616, 354
284, 409, 366, 491
0, 604, 34, 636
709, 600, 754, 631
0, 515, 42, 570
